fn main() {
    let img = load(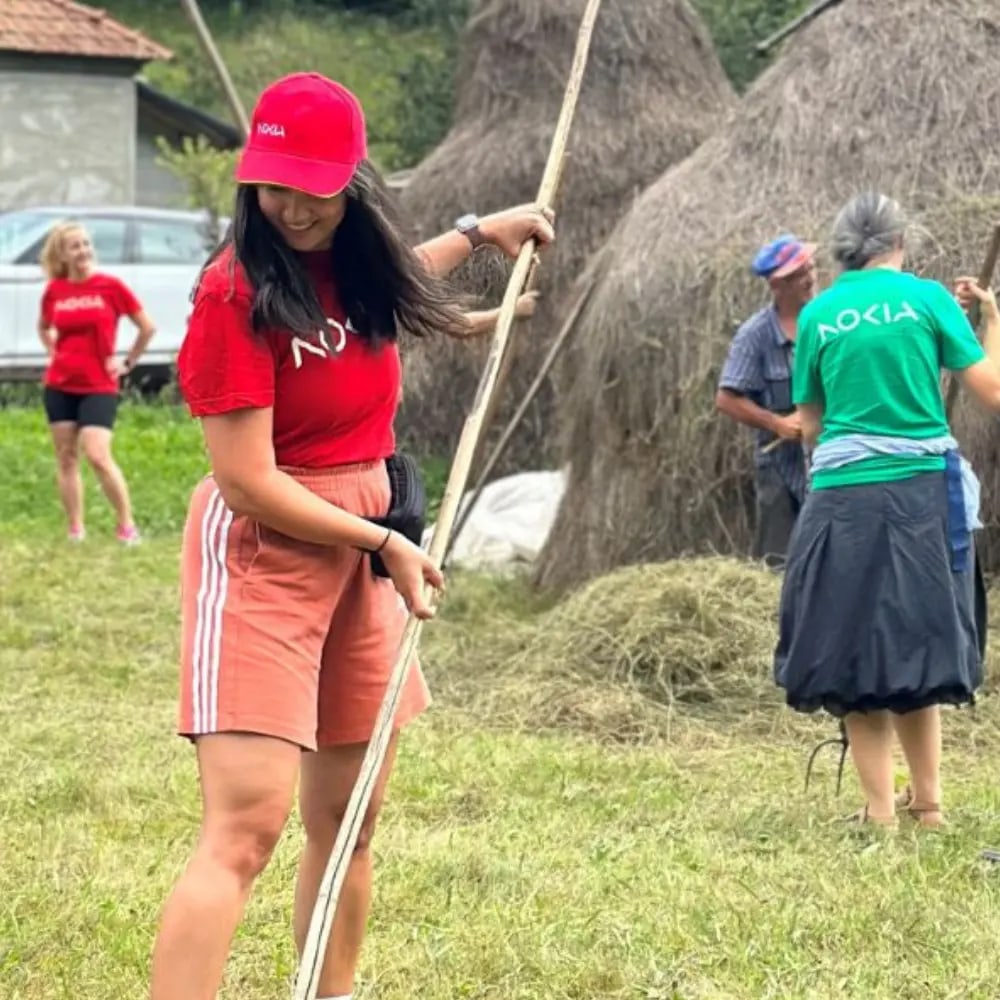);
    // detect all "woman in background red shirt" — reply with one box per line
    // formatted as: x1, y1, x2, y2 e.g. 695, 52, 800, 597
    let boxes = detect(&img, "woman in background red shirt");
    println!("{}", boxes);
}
38, 222, 156, 543
149, 72, 555, 1000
